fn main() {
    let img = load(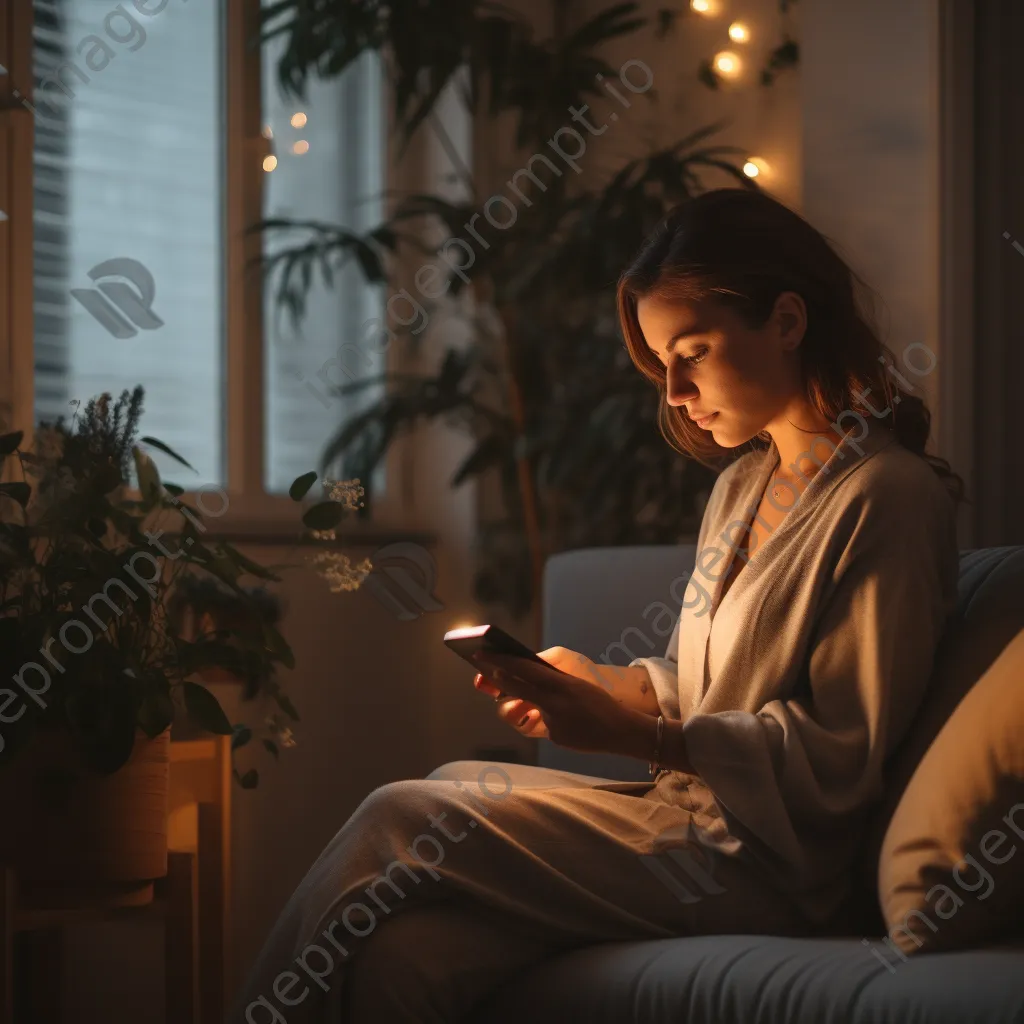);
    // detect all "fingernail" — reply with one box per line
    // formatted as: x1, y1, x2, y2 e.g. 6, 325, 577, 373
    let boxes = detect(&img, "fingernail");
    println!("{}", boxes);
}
517, 714, 530, 727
